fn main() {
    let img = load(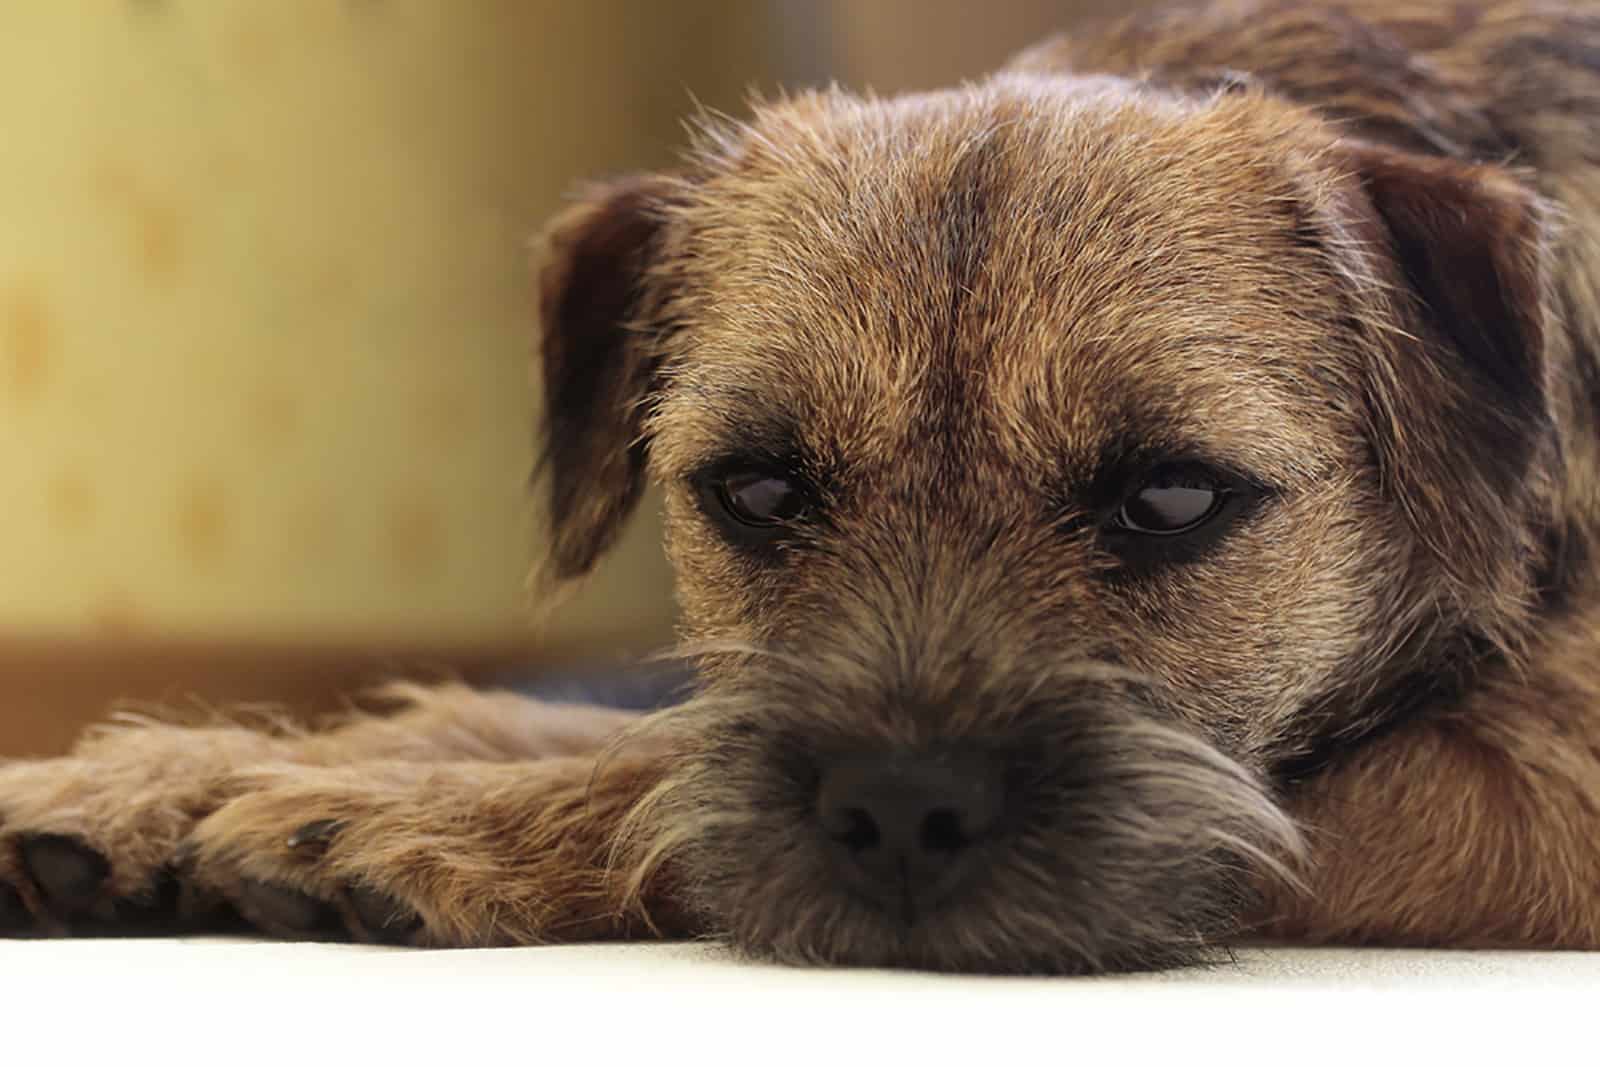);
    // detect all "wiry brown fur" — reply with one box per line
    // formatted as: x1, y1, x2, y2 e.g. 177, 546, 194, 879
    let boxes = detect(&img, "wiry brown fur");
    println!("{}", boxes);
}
4, 0, 1600, 973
